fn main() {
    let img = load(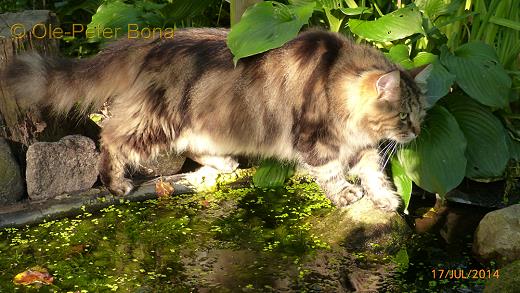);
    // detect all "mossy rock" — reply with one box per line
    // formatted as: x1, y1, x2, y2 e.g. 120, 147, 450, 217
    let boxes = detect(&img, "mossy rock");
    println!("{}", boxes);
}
484, 260, 520, 293
0, 138, 24, 204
